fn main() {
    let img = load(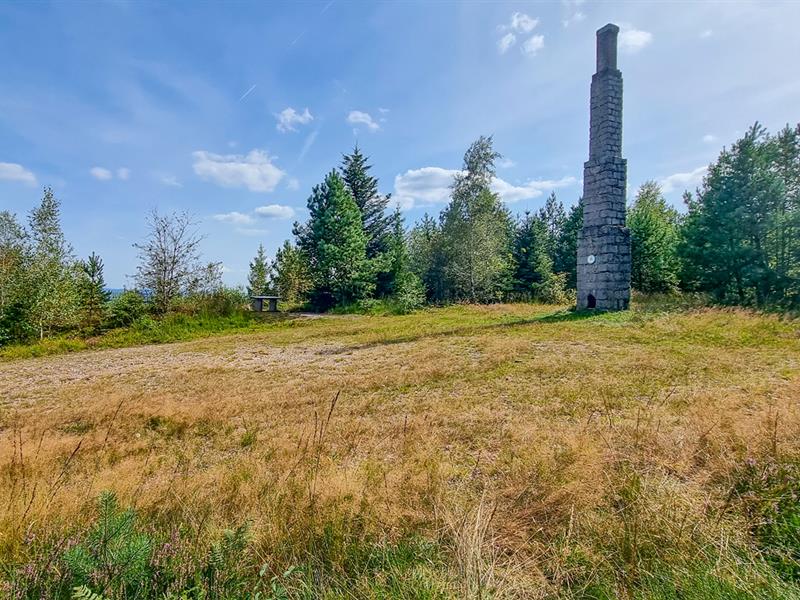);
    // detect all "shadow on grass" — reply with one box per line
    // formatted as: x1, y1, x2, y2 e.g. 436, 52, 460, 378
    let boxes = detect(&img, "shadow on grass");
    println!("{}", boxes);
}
321, 307, 606, 354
